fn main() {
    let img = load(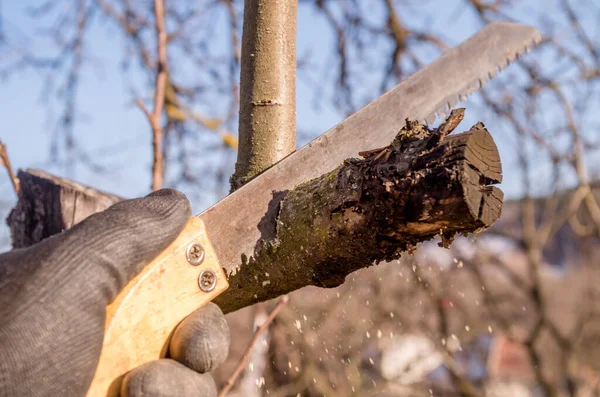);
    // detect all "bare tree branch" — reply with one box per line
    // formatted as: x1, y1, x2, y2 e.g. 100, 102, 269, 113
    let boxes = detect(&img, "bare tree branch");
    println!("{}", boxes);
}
137, 0, 168, 191
217, 295, 289, 397
0, 140, 19, 195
